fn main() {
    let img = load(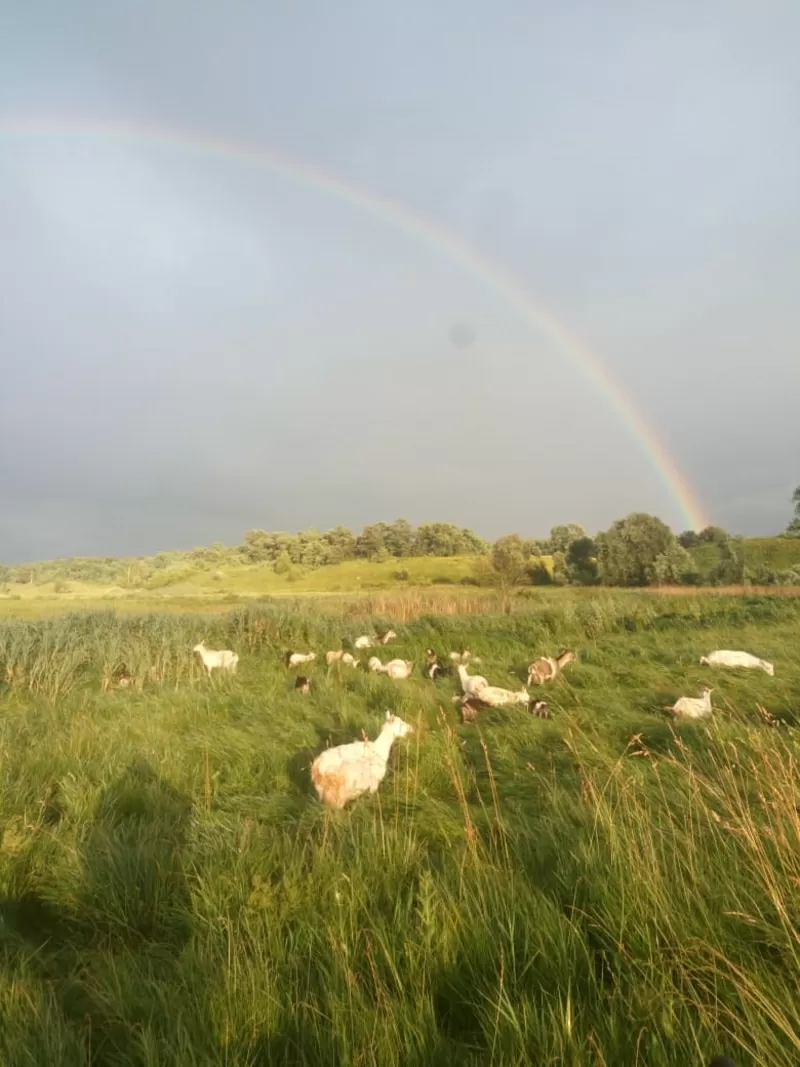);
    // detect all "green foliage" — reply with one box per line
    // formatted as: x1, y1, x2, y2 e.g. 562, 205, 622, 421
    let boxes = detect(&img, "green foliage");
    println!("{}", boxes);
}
564, 536, 598, 585
596, 513, 676, 586
783, 485, 800, 536
652, 542, 699, 585
383, 518, 415, 557
698, 525, 730, 545
545, 522, 587, 554
490, 534, 529, 589
5, 513, 800, 598
273, 550, 292, 576
413, 522, 489, 558
0, 594, 798, 1063
710, 538, 746, 585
